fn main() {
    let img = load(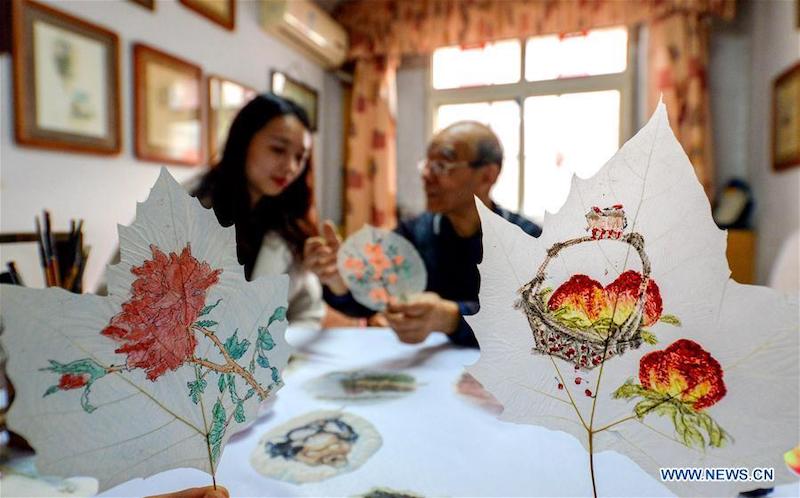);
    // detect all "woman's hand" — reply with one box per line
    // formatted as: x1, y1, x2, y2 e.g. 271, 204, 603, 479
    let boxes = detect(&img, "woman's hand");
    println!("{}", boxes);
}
304, 220, 348, 295
145, 485, 229, 498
